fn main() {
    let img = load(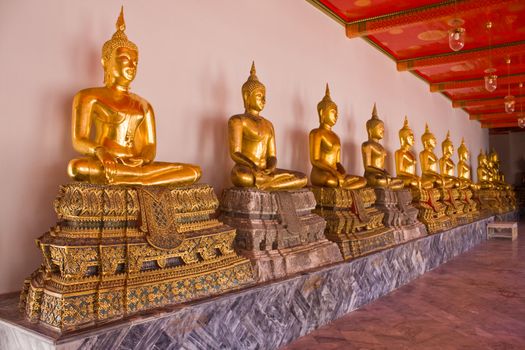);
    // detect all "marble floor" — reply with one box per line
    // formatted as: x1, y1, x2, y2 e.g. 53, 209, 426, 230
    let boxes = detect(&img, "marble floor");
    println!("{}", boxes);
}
282, 221, 525, 350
